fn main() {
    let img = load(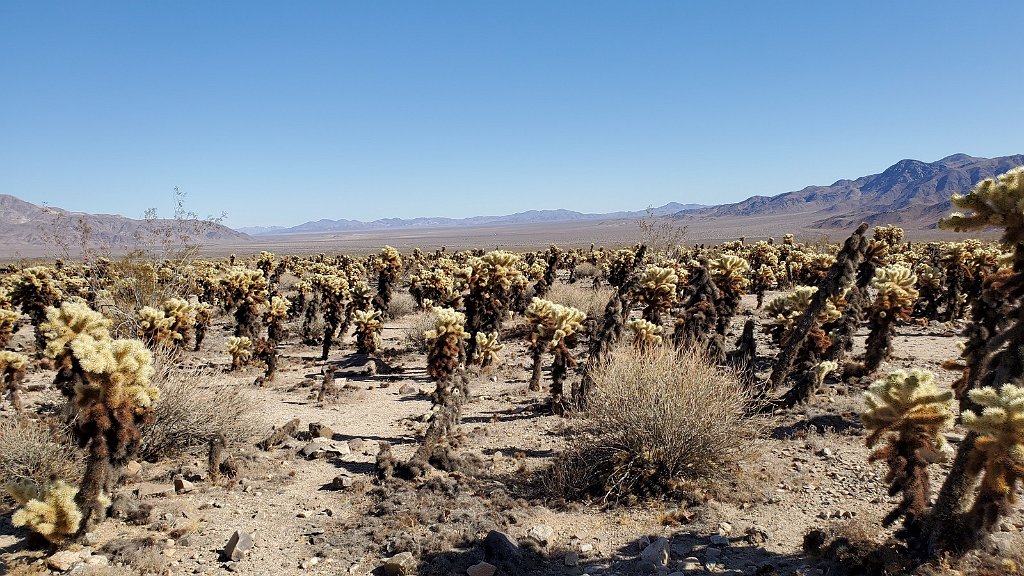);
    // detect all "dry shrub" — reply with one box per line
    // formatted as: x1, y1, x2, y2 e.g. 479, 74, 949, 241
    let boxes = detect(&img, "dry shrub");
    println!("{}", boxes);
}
388, 290, 417, 319
0, 416, 84, 491
550, 343, 764, 504
546, 281, 614, 319
401, 310, 435, 353
574, 262, 600, 279
139, 357, 262, 461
